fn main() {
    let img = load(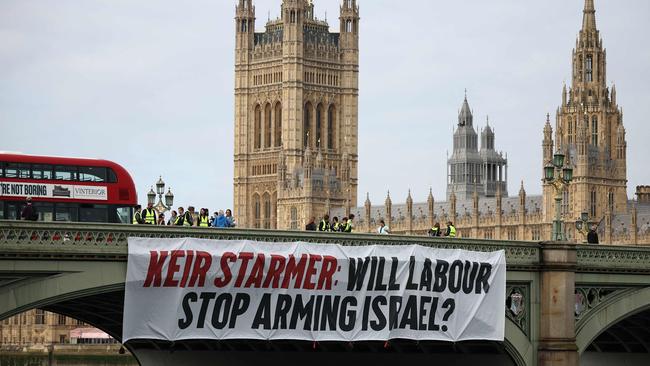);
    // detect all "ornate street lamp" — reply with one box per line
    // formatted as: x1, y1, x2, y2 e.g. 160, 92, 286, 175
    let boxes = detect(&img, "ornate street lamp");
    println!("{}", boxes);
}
147, 187, 156, 206
544, 152, 574, 241
150, 176, 174, 214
